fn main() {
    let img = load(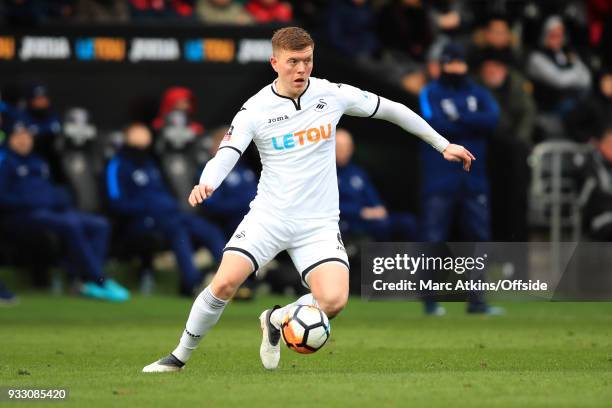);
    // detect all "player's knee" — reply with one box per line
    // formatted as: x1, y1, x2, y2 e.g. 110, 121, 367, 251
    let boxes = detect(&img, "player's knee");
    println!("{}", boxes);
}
318, 292, 348, 318
210, 274, 242, 300
210, 280, 235, 300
